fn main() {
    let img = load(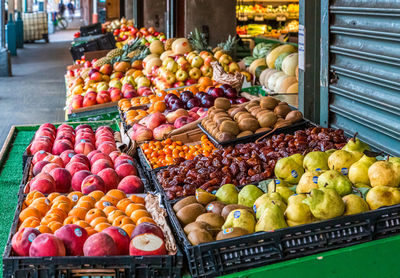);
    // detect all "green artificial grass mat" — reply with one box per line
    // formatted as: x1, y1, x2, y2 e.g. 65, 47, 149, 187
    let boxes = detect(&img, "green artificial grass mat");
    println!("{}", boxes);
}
0, 129, 35, 277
